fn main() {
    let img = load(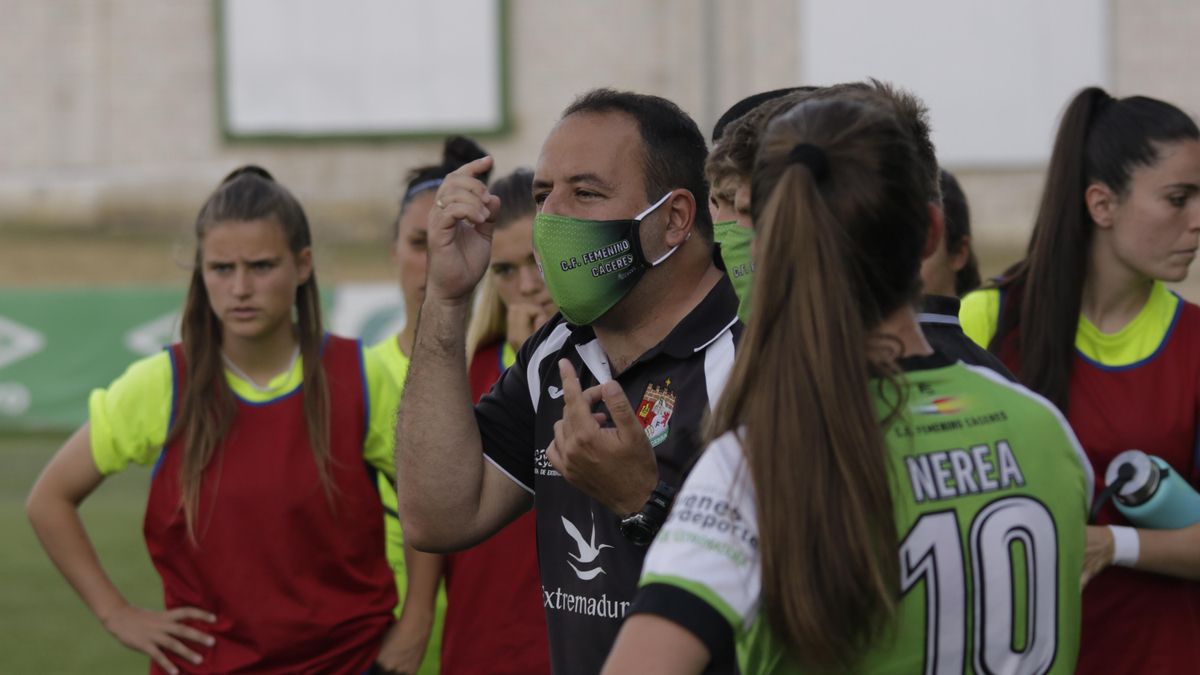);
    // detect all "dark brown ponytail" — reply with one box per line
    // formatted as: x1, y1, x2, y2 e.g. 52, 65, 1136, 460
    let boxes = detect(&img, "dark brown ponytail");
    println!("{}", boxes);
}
993, 87, 1199, 410
712, 89, 930, 668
